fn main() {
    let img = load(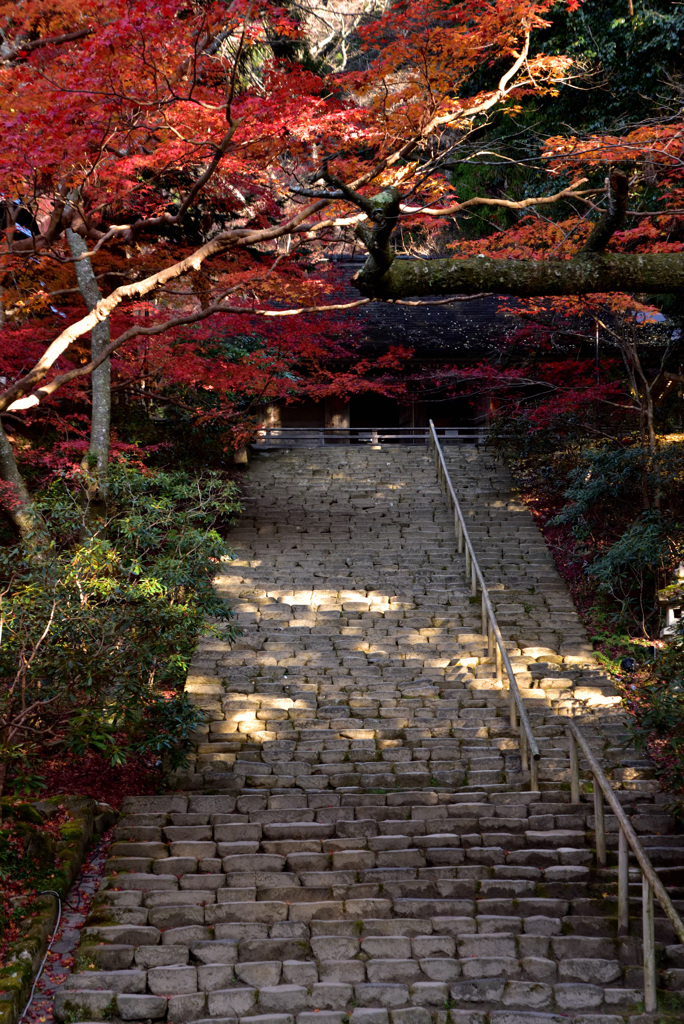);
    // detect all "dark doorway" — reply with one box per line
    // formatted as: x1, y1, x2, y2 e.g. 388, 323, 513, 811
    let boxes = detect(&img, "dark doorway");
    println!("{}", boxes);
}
349, 394, 405, 427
